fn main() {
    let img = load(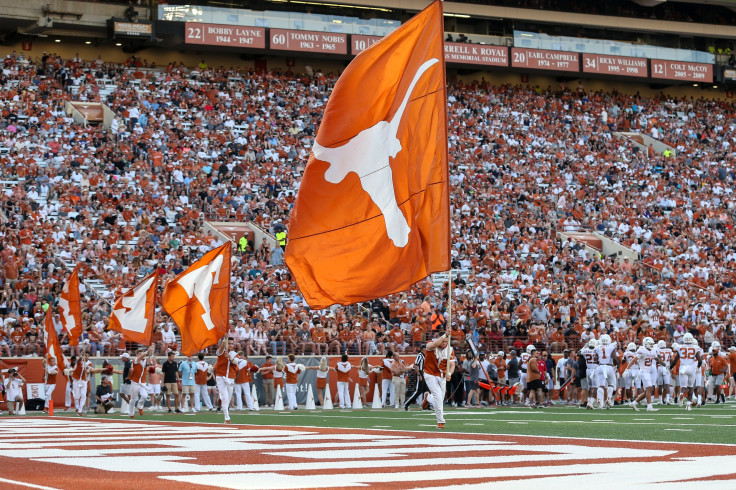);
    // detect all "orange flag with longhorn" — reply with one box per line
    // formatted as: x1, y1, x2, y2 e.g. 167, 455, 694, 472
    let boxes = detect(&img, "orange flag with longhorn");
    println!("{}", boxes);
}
161, 242, 231, 356
43, 308, 66, 370
284, 0, 450, 308
59, 266, 83, 346
108, 272, 159, 346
